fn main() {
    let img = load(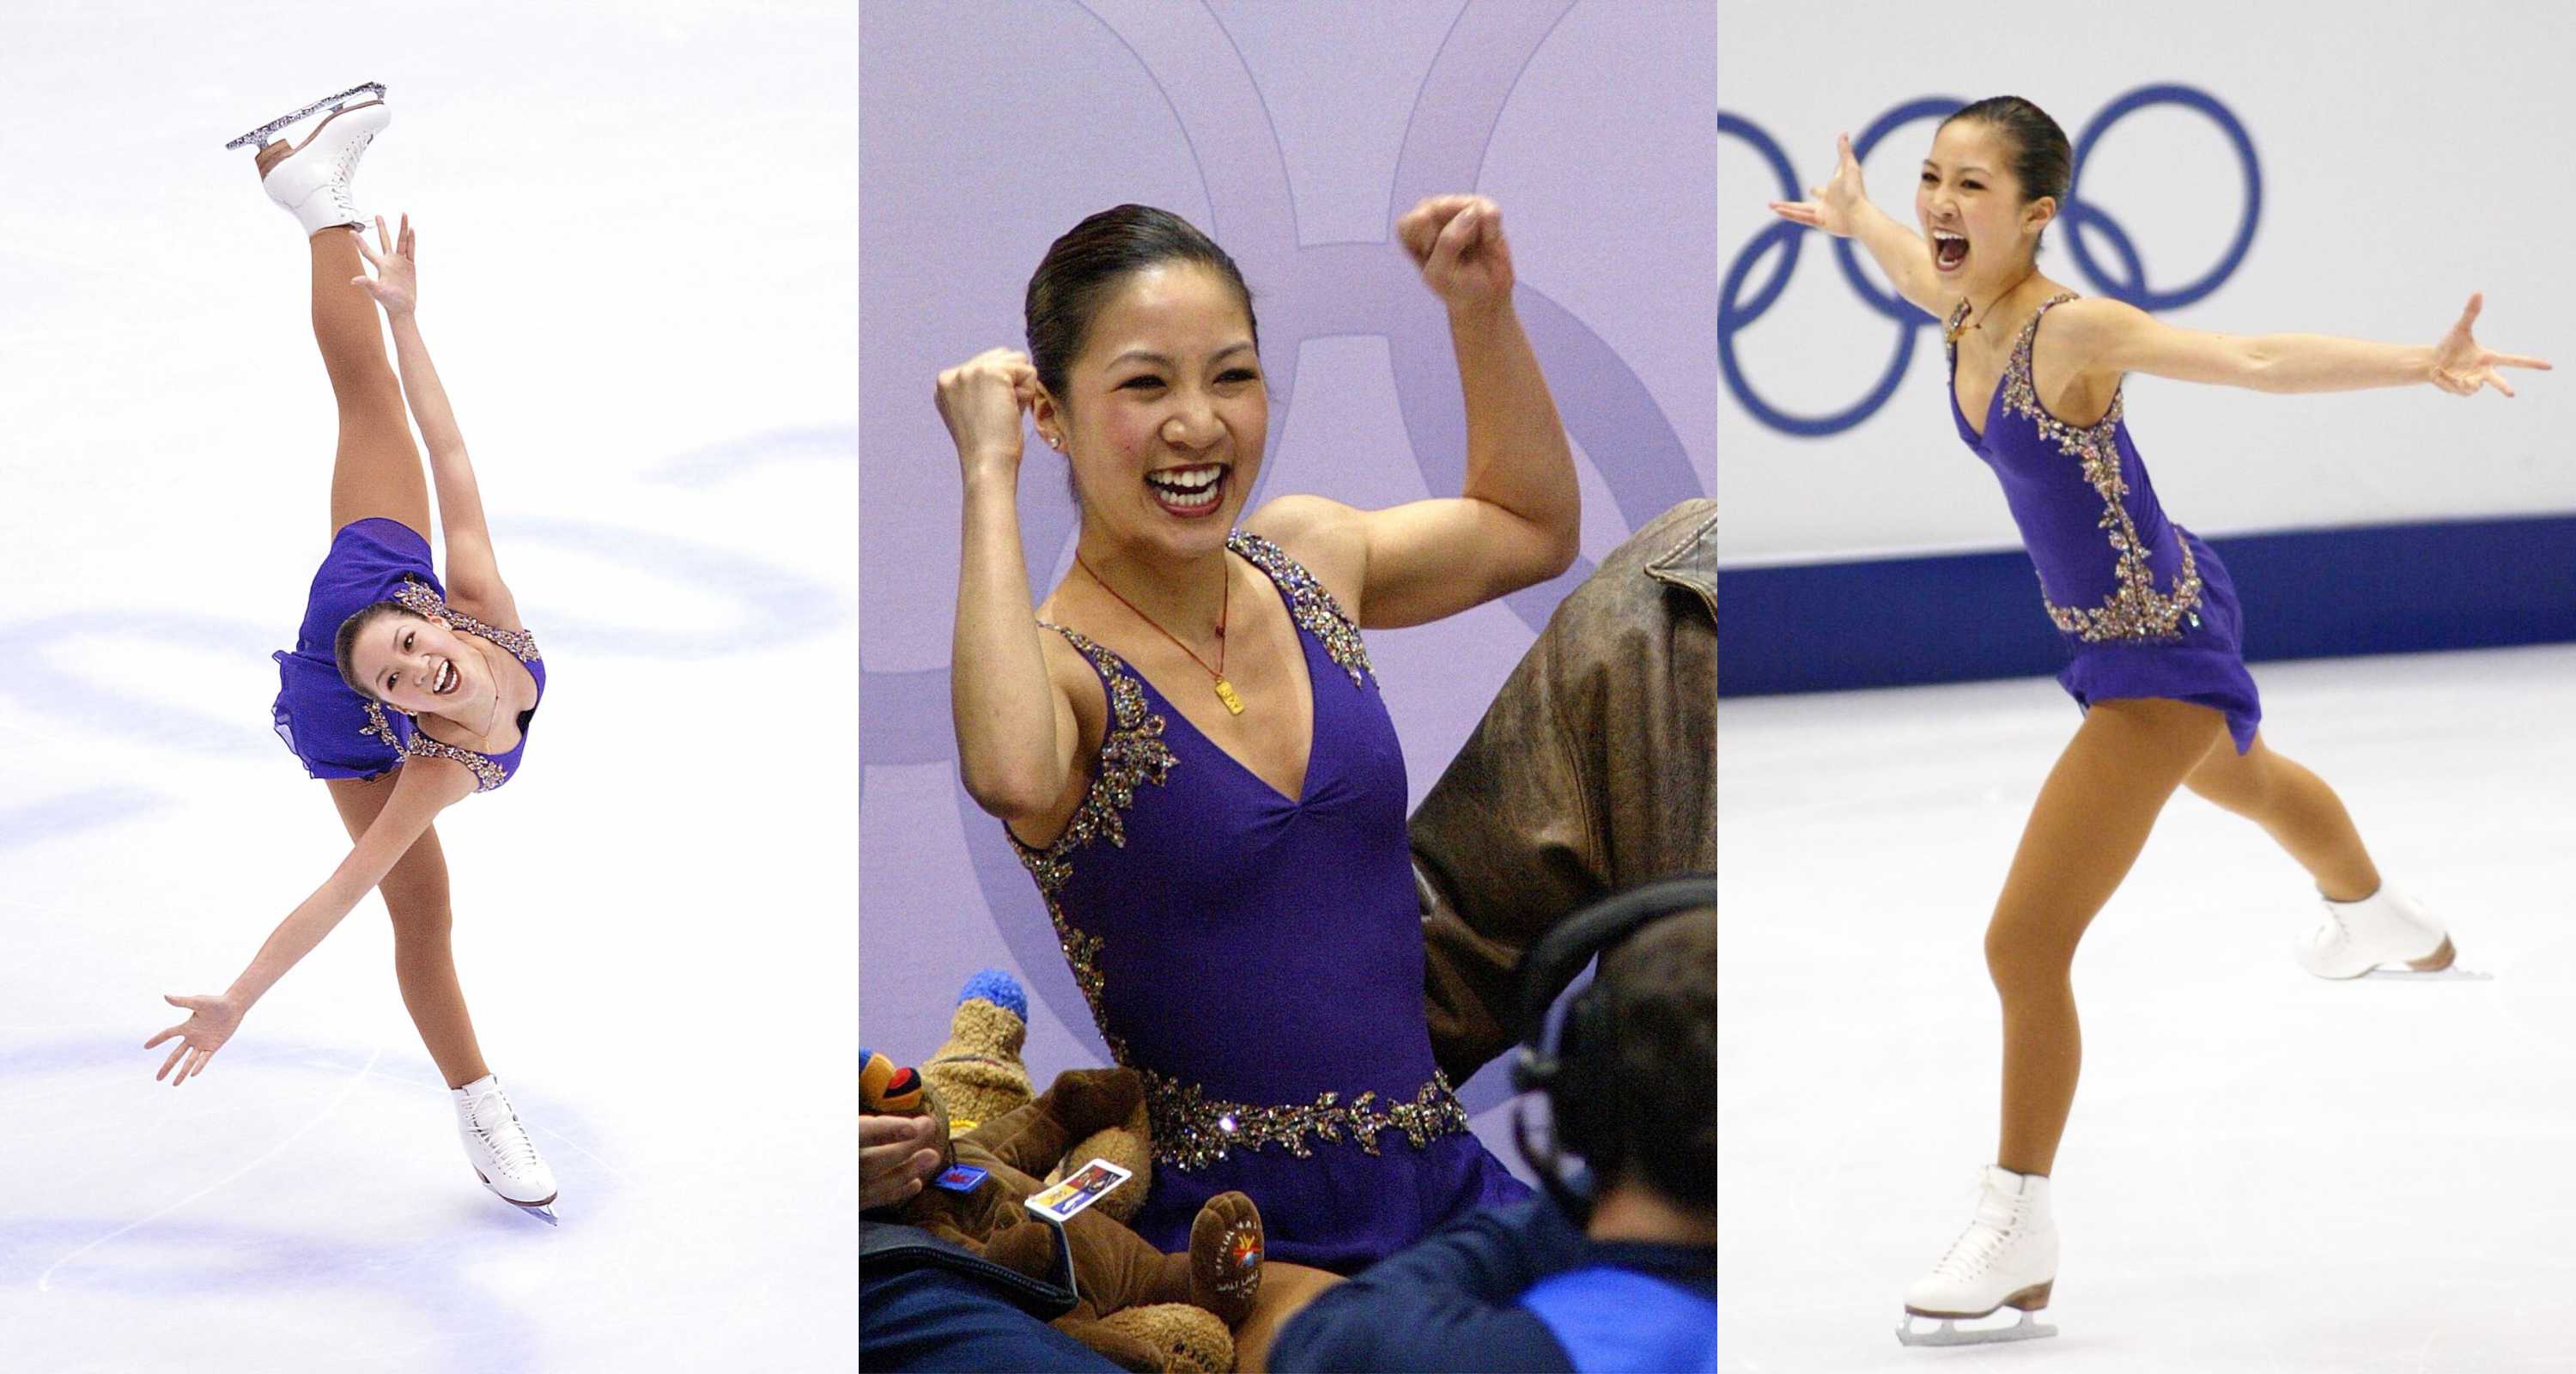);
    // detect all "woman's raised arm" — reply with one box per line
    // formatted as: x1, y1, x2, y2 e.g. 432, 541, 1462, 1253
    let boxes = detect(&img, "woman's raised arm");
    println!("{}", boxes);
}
1769, 134, 1948, 319
943, 349, 1084, 830
354, 216, 517, 623
1256, 196, 1581, 631
2047, 293, 2551, 398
